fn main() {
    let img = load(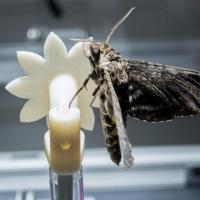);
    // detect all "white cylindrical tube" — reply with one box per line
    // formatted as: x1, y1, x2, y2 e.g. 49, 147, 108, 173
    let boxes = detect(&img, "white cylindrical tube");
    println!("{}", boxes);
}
48, 107, 81, 174
47, 74, 82, 175
49, 74, 78, 109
